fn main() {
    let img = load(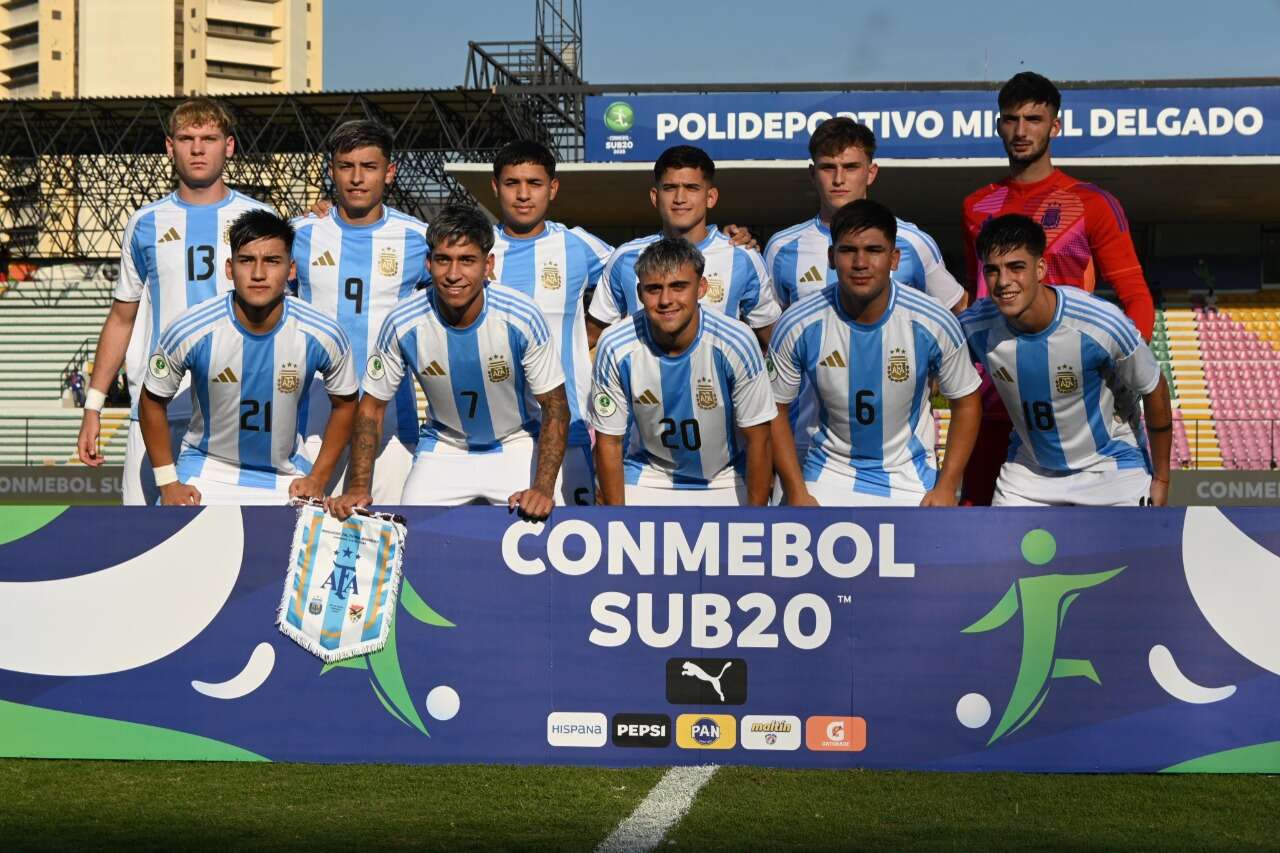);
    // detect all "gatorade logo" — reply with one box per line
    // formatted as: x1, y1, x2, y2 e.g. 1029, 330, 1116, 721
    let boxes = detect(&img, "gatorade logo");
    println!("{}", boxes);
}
805, 716, 866, 751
